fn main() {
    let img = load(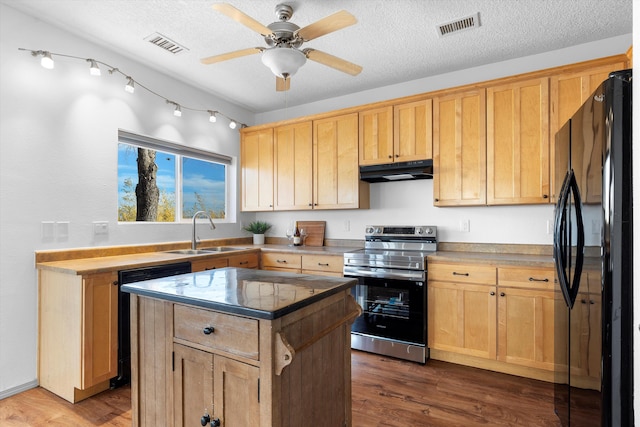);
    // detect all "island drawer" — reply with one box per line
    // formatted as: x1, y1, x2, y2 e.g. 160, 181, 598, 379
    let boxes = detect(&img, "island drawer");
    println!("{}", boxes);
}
428, 262, 497, 285
262, 252, 302, 269
228, 252, 259, 269
173, 304, 259, 360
